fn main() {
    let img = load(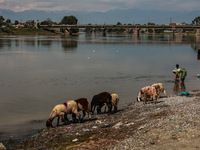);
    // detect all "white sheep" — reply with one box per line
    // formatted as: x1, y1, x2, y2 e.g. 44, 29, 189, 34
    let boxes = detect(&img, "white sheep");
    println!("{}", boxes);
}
102, 93, 119, 113
151, 83, 168, 98
46, 100, 81, 128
